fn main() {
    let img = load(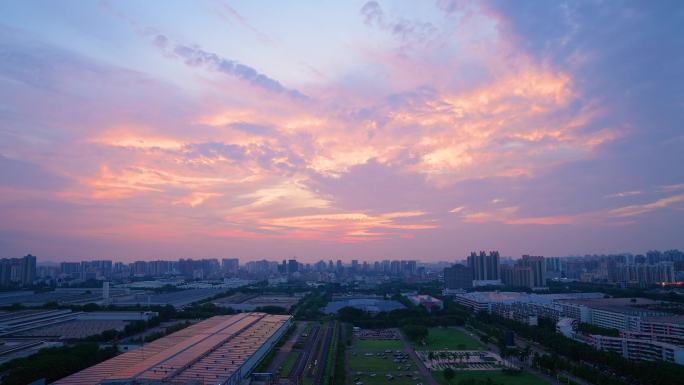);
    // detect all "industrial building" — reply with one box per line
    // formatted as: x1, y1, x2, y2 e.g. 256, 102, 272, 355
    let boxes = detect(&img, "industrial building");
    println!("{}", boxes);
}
558, 297, 669, 331
109, 288, 226, 308
0, 287, 129, 307
324, 295, 405, 314
213, 292, 304, 311
452, 291, 604, 313
0, 310, 156, 363
53, 312, 292, 385
453, 291, 604, 325
0, 309, 156, 338
403, 293, 443, 312
591, 334, 684, 364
